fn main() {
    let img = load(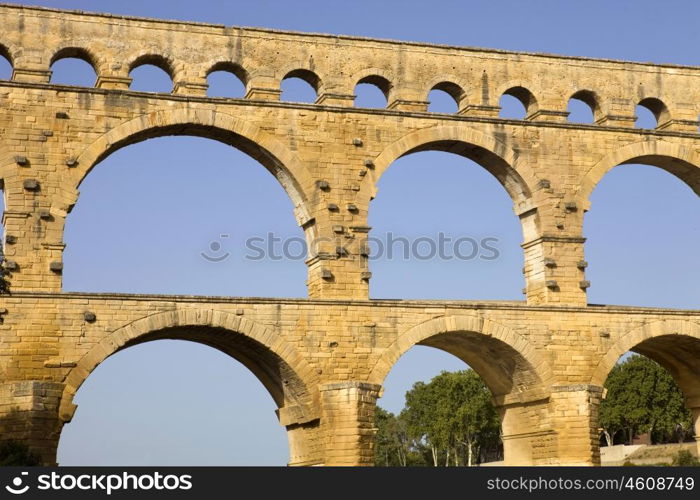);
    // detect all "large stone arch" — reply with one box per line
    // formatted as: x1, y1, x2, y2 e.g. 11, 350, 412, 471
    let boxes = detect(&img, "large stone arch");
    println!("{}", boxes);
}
580, 140, 700, 203
365, 125, 536, 209
363, 125, 540, 242
368, 314, 550, 397
591, 319, 700, 398
69, 108, 315, 227
590, 319, 700, 458
368, 314, 553, 465
59, 309, 321, 424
